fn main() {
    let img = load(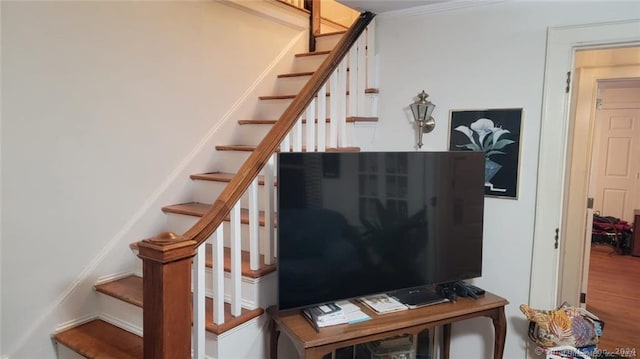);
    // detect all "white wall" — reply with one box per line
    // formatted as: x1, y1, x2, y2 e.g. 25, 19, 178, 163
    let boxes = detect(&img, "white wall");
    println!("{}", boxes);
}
372, 1, 640, 358
1, 1, 303, 357
0, 2, 3, 354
